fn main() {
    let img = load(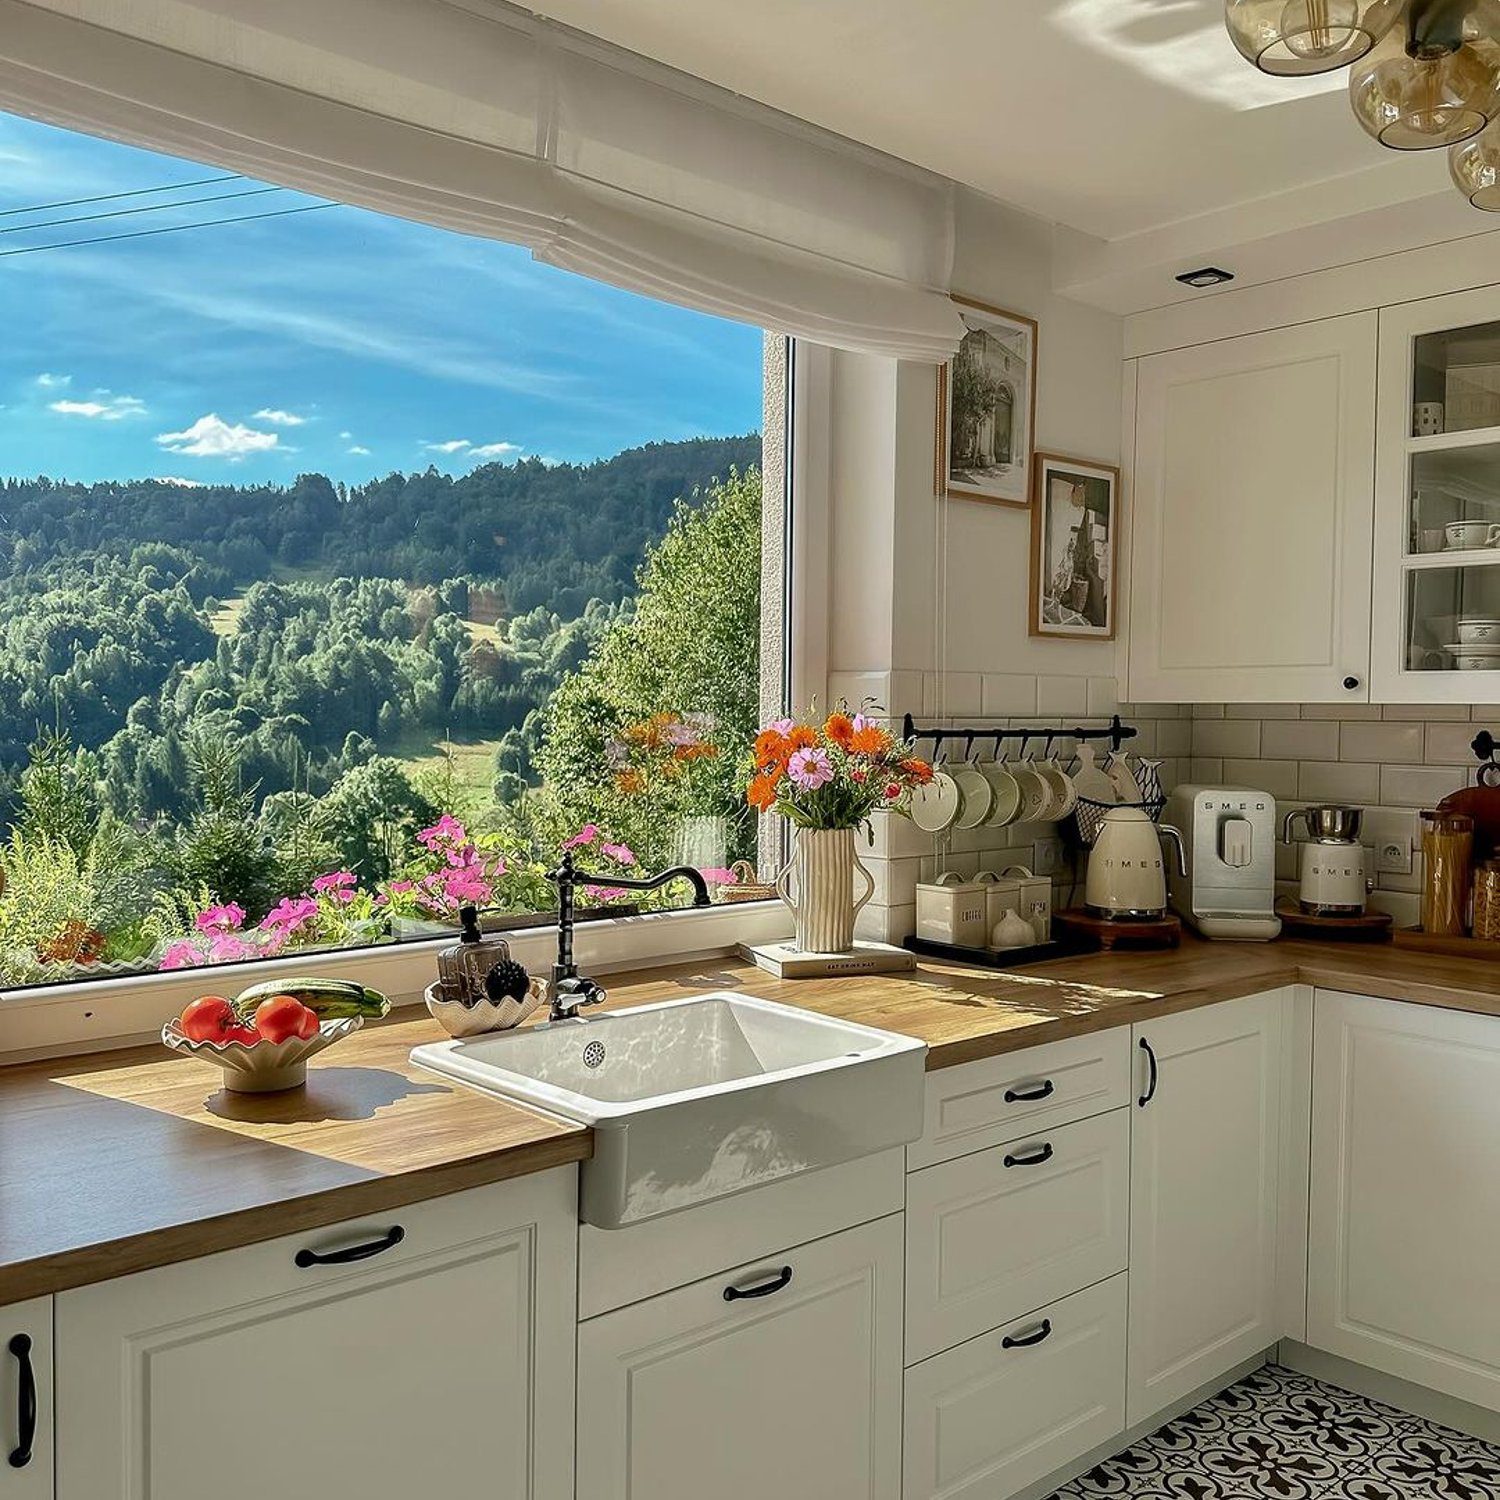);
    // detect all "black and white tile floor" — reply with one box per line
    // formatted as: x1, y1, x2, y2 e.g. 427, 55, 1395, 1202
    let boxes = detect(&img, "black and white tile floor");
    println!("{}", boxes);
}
1051, 1365, 1500, 1500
